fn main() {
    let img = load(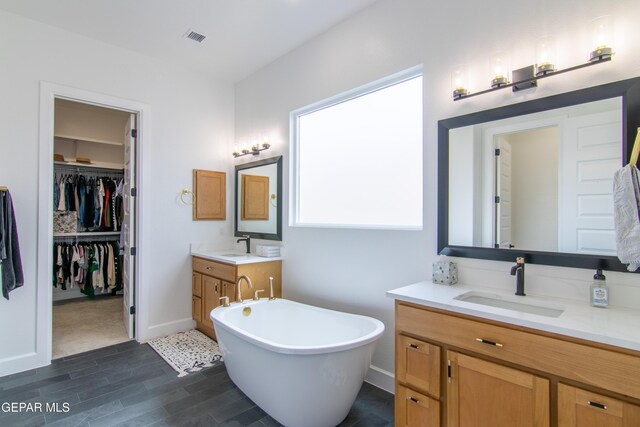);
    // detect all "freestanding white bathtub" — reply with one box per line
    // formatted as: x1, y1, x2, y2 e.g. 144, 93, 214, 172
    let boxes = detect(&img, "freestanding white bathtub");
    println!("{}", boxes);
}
211, 298, 384, 427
